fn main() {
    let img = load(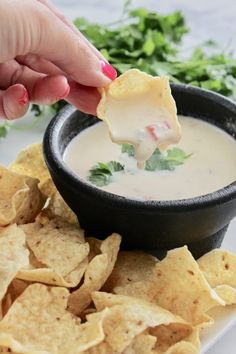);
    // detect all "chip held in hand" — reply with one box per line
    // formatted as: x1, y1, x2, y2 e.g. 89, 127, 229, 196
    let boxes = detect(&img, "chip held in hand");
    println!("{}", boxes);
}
97, 69, 181, 168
